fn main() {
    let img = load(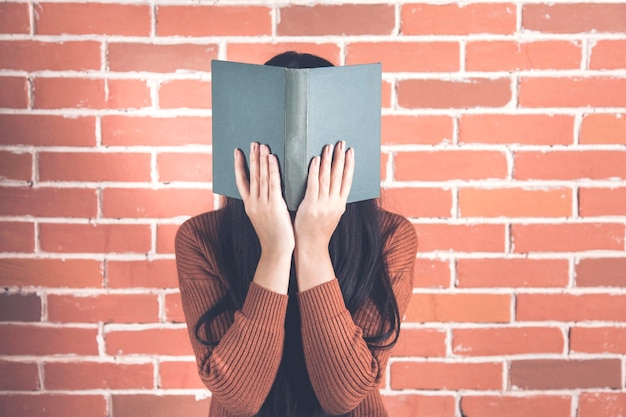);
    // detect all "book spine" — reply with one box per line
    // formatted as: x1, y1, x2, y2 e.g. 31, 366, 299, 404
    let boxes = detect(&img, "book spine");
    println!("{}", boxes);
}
284, 69, 308, 210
